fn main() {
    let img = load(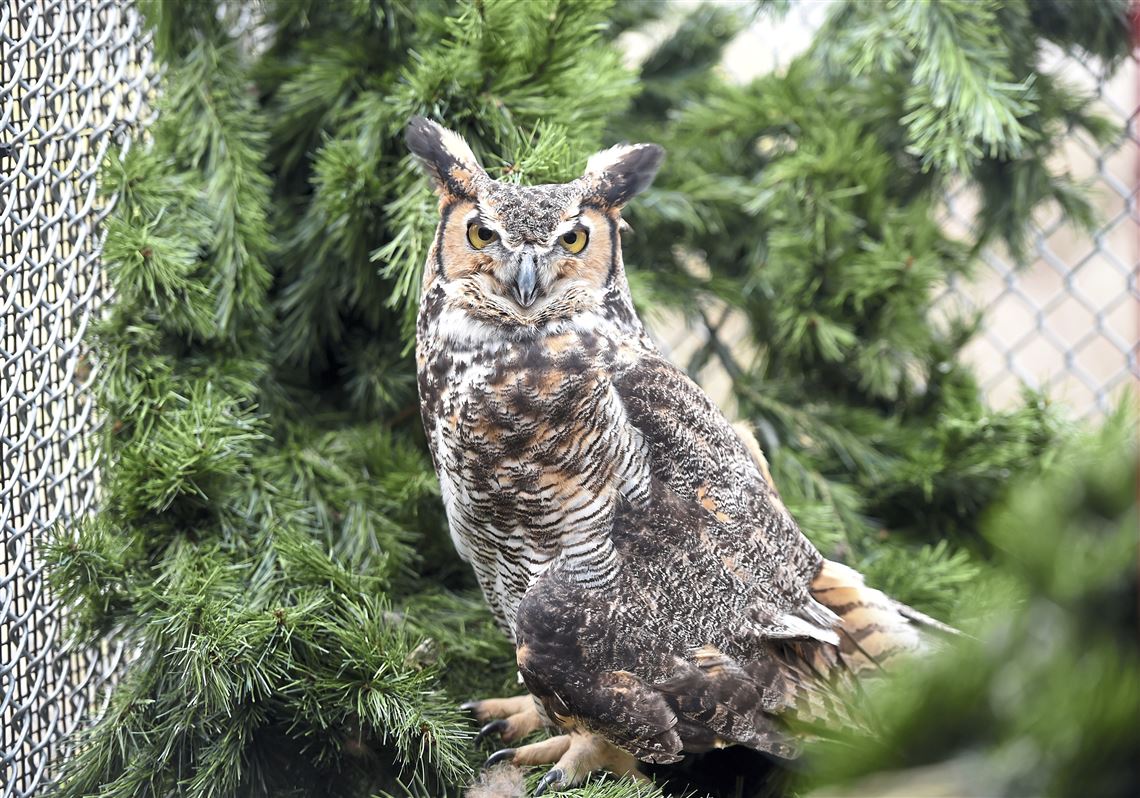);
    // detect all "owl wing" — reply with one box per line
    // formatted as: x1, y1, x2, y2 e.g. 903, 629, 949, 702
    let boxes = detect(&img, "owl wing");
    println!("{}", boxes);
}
515, 346, 933, 760
609, 347, 947, 661
607, 345, 840, 644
